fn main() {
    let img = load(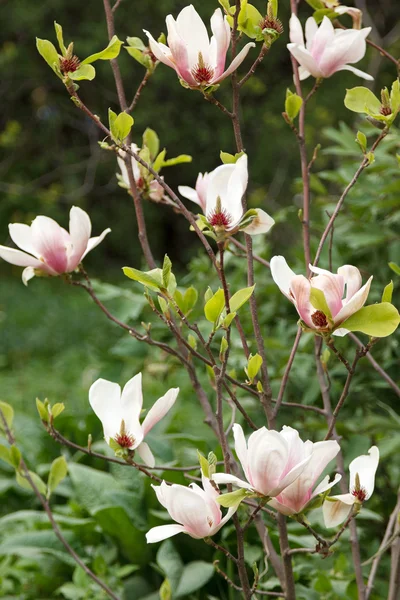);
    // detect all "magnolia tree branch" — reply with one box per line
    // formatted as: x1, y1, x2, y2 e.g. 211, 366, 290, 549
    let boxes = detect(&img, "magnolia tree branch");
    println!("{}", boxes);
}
0, 409, 121, 600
